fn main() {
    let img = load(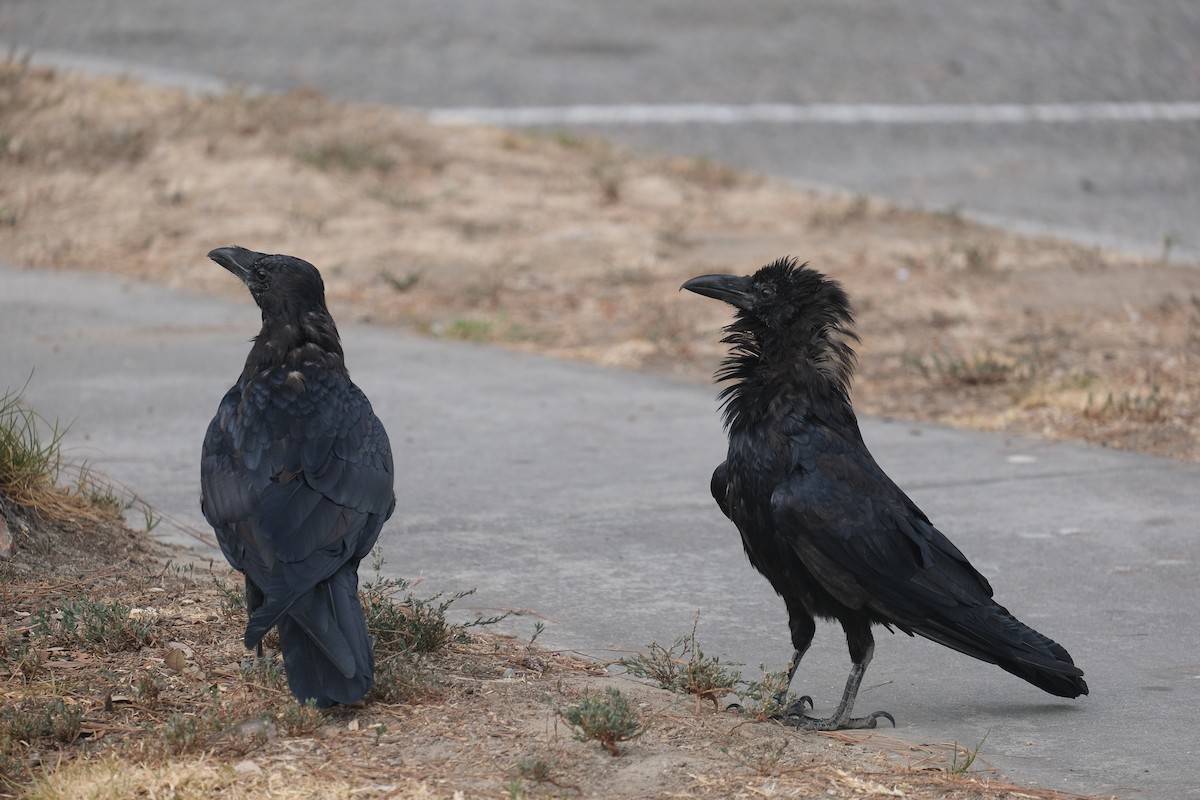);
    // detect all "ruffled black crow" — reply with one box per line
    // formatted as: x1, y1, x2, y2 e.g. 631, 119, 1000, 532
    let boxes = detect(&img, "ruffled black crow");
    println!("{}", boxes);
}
683, 257, 1086, 730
